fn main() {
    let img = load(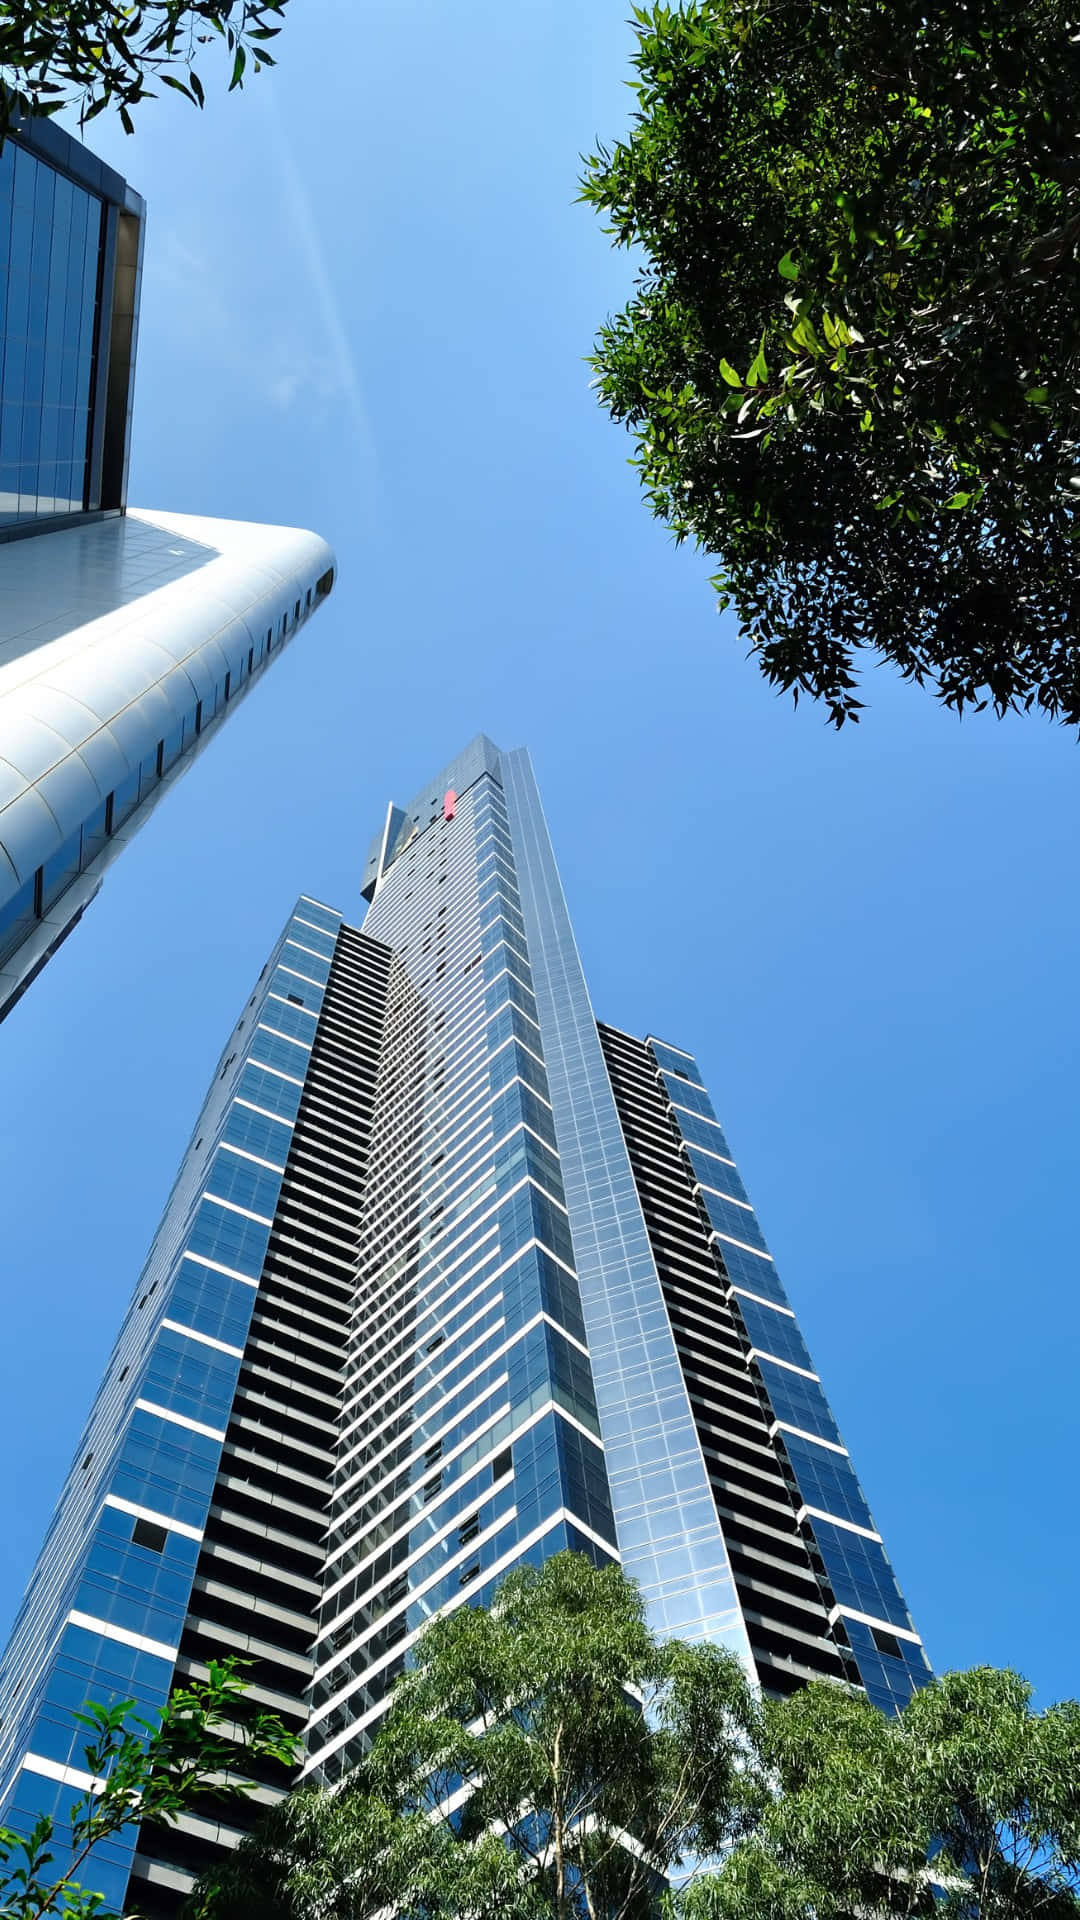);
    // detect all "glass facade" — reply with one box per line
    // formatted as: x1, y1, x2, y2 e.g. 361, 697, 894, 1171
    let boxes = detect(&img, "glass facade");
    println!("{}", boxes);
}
0, 736, 928, 1916
307, 742, 620, 1783
623, 1033, 931, 1714
0, 903, 332, 1905
0, 138, 104, 528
